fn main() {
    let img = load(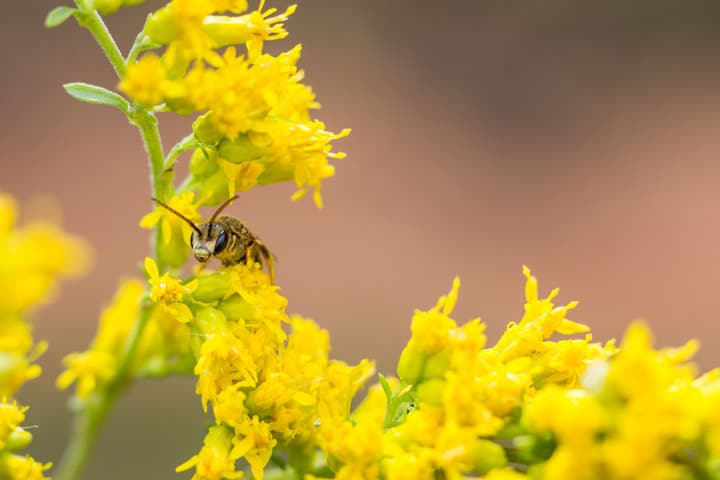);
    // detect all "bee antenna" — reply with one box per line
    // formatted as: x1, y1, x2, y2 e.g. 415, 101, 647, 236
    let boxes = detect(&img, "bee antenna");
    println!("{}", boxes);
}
208, 195, 240, 224
151, 197, 203, 236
